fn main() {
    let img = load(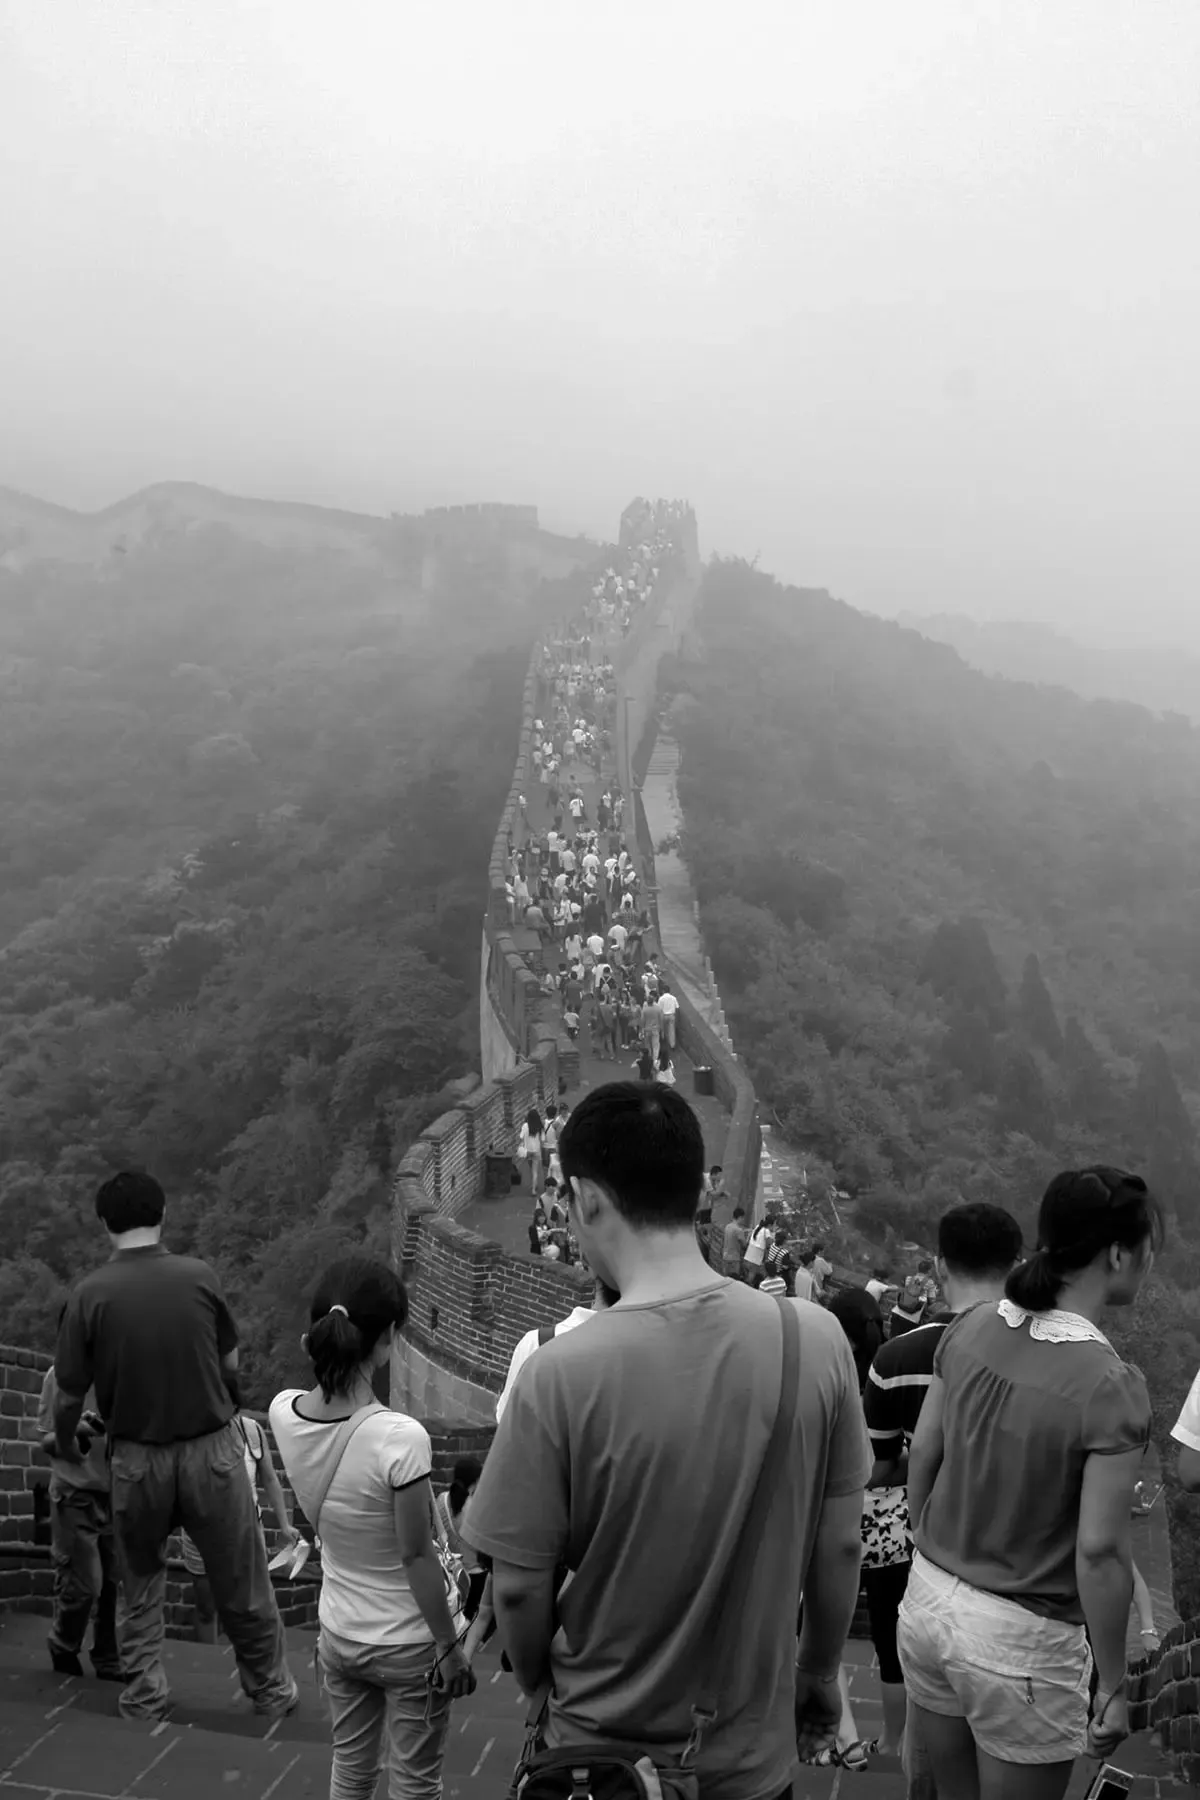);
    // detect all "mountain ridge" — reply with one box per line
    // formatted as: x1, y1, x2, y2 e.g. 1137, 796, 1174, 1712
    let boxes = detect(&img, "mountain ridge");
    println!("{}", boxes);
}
903, 609, 1200, 721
